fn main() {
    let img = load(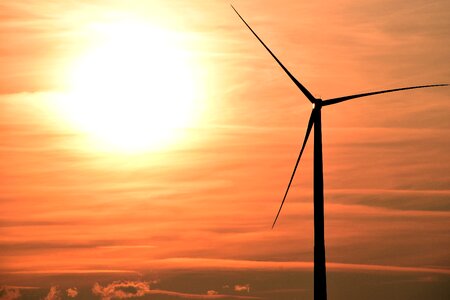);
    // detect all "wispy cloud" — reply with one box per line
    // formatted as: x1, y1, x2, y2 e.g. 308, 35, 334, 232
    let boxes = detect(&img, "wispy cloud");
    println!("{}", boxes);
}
66, 287, 78, 298
139, 258, 450, 275
207, 290, 218, 295
234, 284, 250, 293
92, 281, 150, 300
6, 270, 140, 275
145, 290, 260, 299
43, 286, 61, 300
0, 286, 21, 300
91, 280, 260, 299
